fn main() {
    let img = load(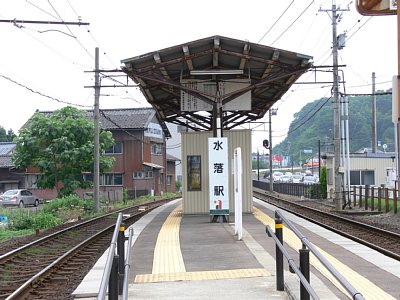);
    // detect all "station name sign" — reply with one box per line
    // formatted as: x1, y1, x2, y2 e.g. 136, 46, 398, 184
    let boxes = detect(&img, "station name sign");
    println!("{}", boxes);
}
208, 137, 229, 215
